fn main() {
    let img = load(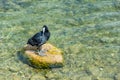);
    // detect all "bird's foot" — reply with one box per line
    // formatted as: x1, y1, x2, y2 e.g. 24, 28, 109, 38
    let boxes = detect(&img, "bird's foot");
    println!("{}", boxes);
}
37, 50, 47, 56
